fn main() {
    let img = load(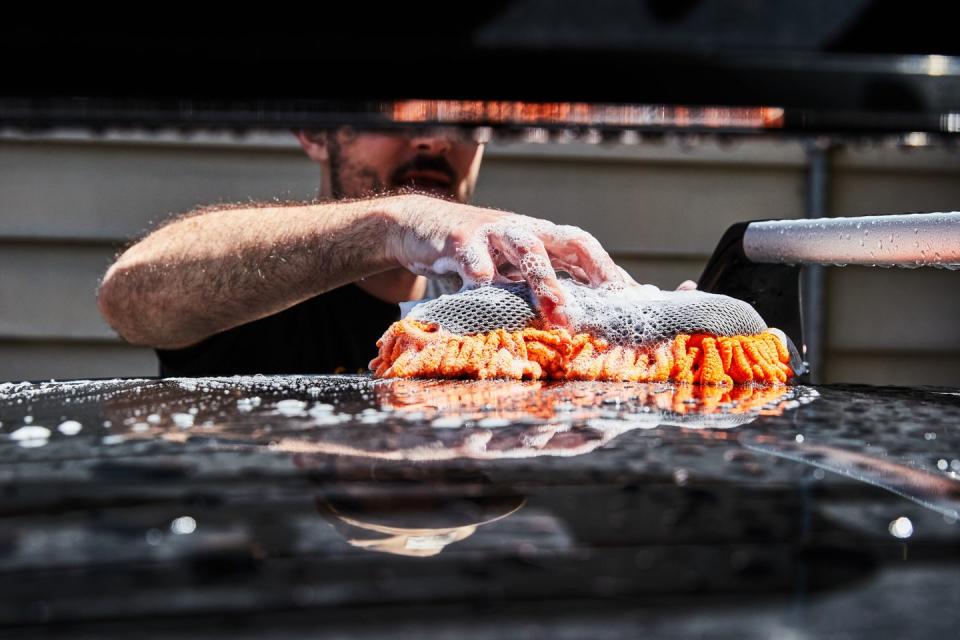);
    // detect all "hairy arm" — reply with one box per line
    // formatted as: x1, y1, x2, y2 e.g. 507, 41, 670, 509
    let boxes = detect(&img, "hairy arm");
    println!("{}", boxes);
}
98, 193, 630, 350
98, 196, 405, 349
